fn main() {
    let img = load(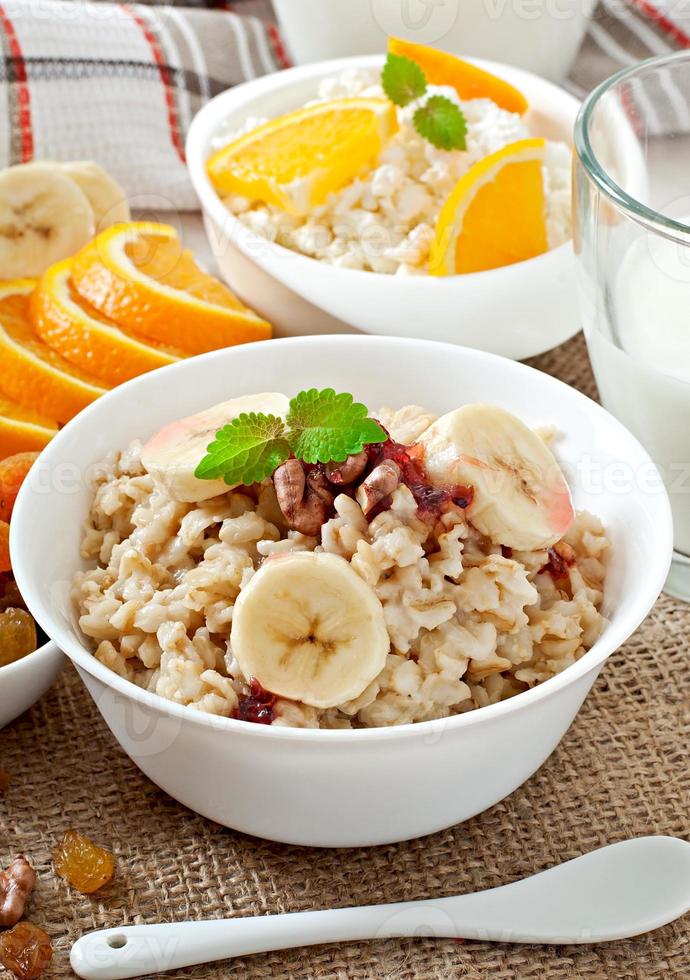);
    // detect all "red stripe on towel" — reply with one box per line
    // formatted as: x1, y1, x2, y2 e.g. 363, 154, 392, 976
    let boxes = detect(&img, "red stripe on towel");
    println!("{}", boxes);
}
0, 1, 33, 162
629, 0, 690, 47
267, 22, 291, 70
619, 79, 644, 138
122, 4, 186, 162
